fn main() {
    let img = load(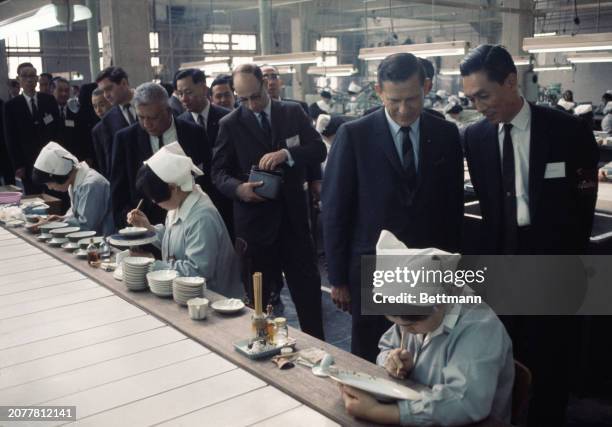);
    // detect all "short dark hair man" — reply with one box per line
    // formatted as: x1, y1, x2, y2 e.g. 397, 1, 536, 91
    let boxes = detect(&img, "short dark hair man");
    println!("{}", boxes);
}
322, 53, 464, 362
3, 62, 60, 194
460, 44, 599, 426
210, 74, 236, 110
94, 66, 136, 179
38, 72, 54, 95
212, 63, 327, 340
